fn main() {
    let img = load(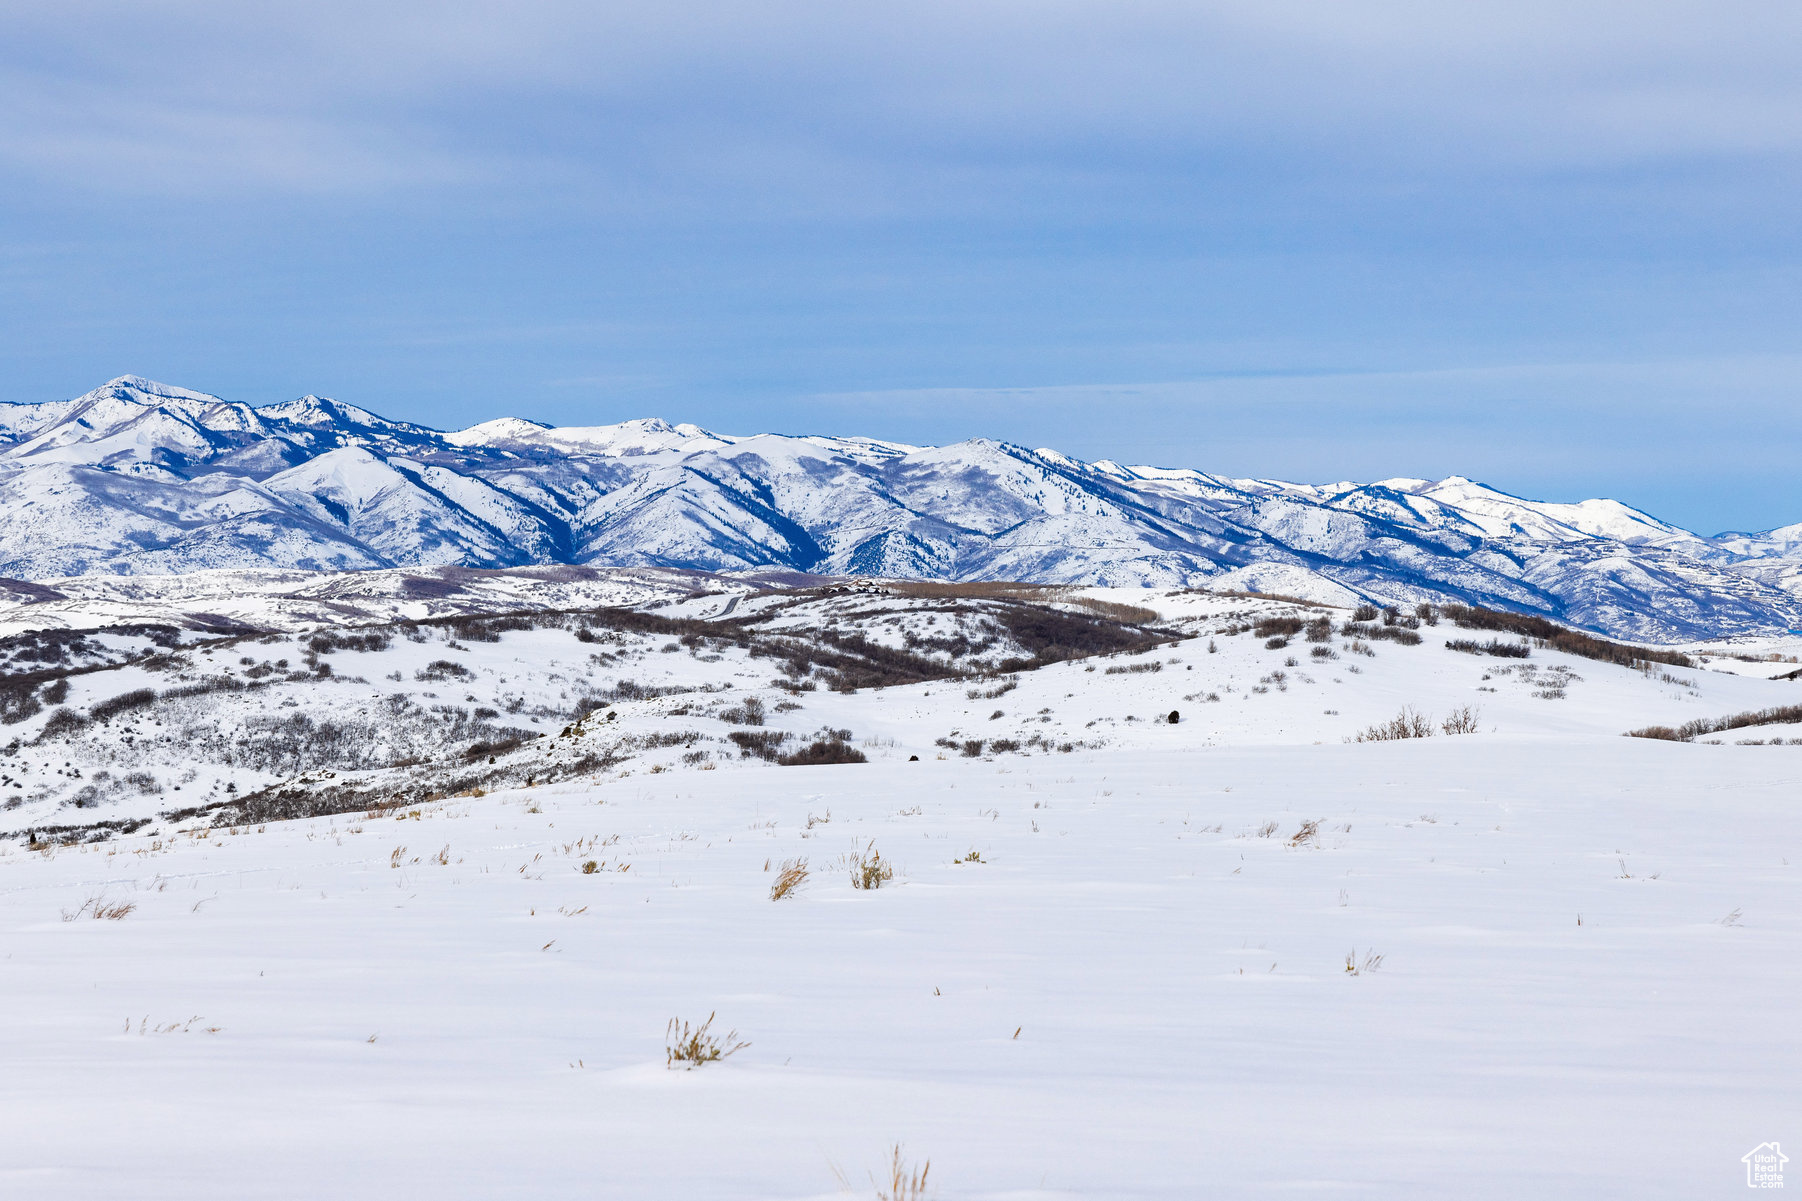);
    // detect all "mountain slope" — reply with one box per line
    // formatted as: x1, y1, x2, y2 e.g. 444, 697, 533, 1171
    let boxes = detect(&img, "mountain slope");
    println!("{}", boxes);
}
1, 376, 1798, 641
